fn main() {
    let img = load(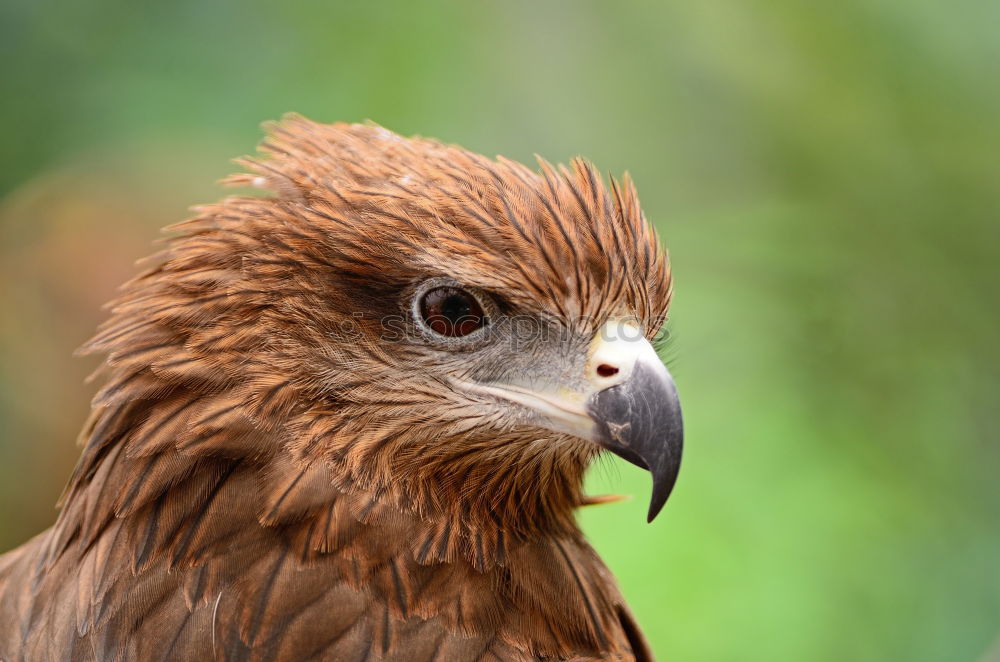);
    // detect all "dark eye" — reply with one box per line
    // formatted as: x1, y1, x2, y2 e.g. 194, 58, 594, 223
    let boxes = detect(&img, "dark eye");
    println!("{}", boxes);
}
419, 286, 487, 337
